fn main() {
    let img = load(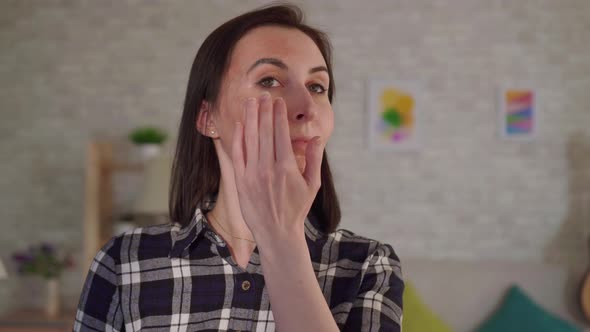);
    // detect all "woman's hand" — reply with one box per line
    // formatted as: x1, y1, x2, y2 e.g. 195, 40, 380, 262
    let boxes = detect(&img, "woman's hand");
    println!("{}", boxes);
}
231, 92, 339, 332
231, 91, 323, 246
